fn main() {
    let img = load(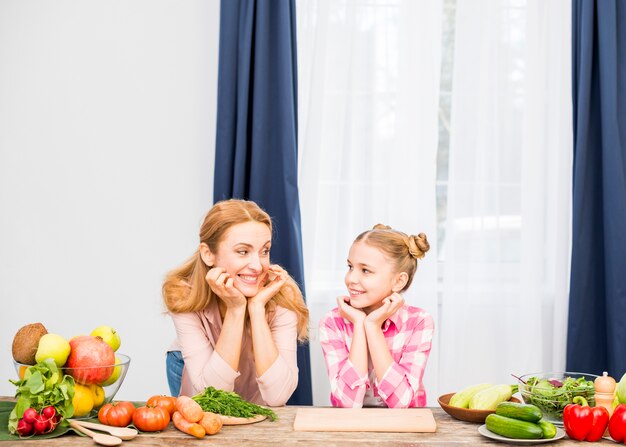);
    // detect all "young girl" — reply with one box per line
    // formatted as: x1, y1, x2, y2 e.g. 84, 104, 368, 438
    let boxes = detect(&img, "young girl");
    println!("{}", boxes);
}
319, 224, 434, 408
163, 199, 309, 406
